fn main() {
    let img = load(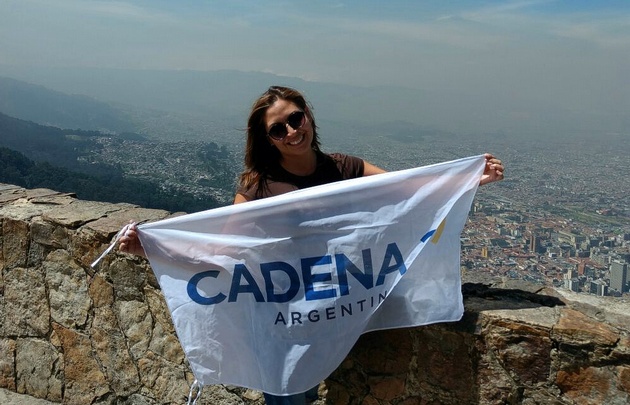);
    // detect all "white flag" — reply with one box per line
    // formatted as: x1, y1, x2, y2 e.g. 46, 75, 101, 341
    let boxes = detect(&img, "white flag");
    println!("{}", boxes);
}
137, 155, 485, 395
